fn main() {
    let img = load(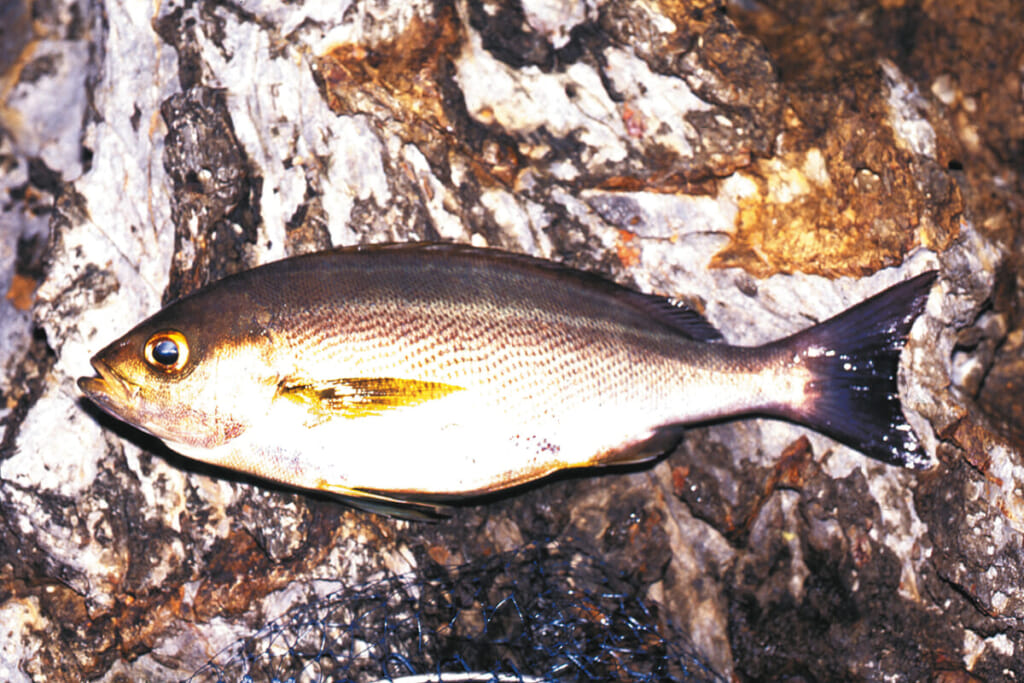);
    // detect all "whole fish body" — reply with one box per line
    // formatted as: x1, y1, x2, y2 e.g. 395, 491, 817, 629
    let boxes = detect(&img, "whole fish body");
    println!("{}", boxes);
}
78, 243, 936, 516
